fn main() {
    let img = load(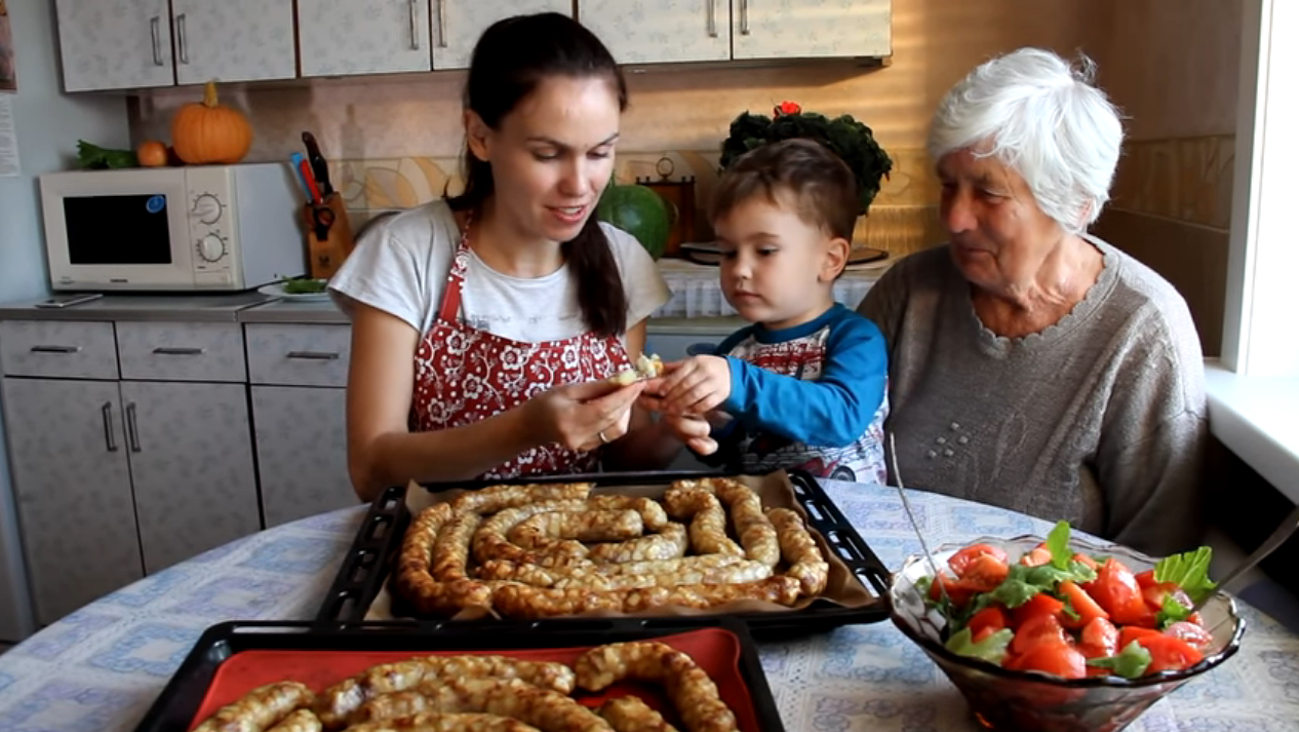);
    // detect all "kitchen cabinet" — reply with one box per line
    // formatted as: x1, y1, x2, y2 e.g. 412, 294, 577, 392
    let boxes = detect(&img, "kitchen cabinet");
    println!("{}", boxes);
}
55, 0, 176, 92
245, 323, 356, 527
0, 379, 142, 627
55, 0, 295, 91
433, 1, 572, 70
583, 0, 891, 65
298, 0, 433, 77
579, 0, 731, 65
120, 381, 261, 574
251, 386, 355, 527
170, 0, 297, 85
731, 0, 891, 60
